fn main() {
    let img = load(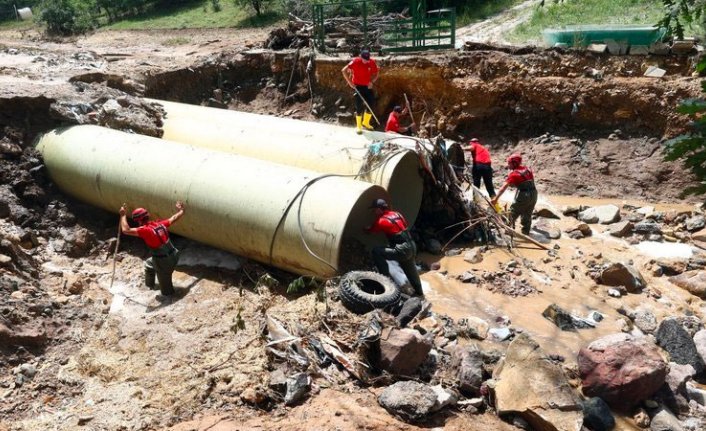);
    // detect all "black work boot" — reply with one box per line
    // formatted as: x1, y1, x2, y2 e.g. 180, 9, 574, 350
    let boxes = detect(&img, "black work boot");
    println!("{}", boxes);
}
145, 268, 156, 289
